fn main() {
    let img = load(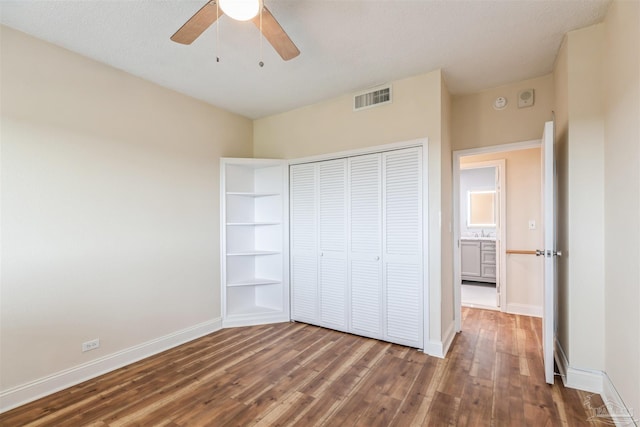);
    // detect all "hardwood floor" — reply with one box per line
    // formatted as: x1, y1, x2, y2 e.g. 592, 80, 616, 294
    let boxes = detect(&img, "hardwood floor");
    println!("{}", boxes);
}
1, 308, 609, 426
